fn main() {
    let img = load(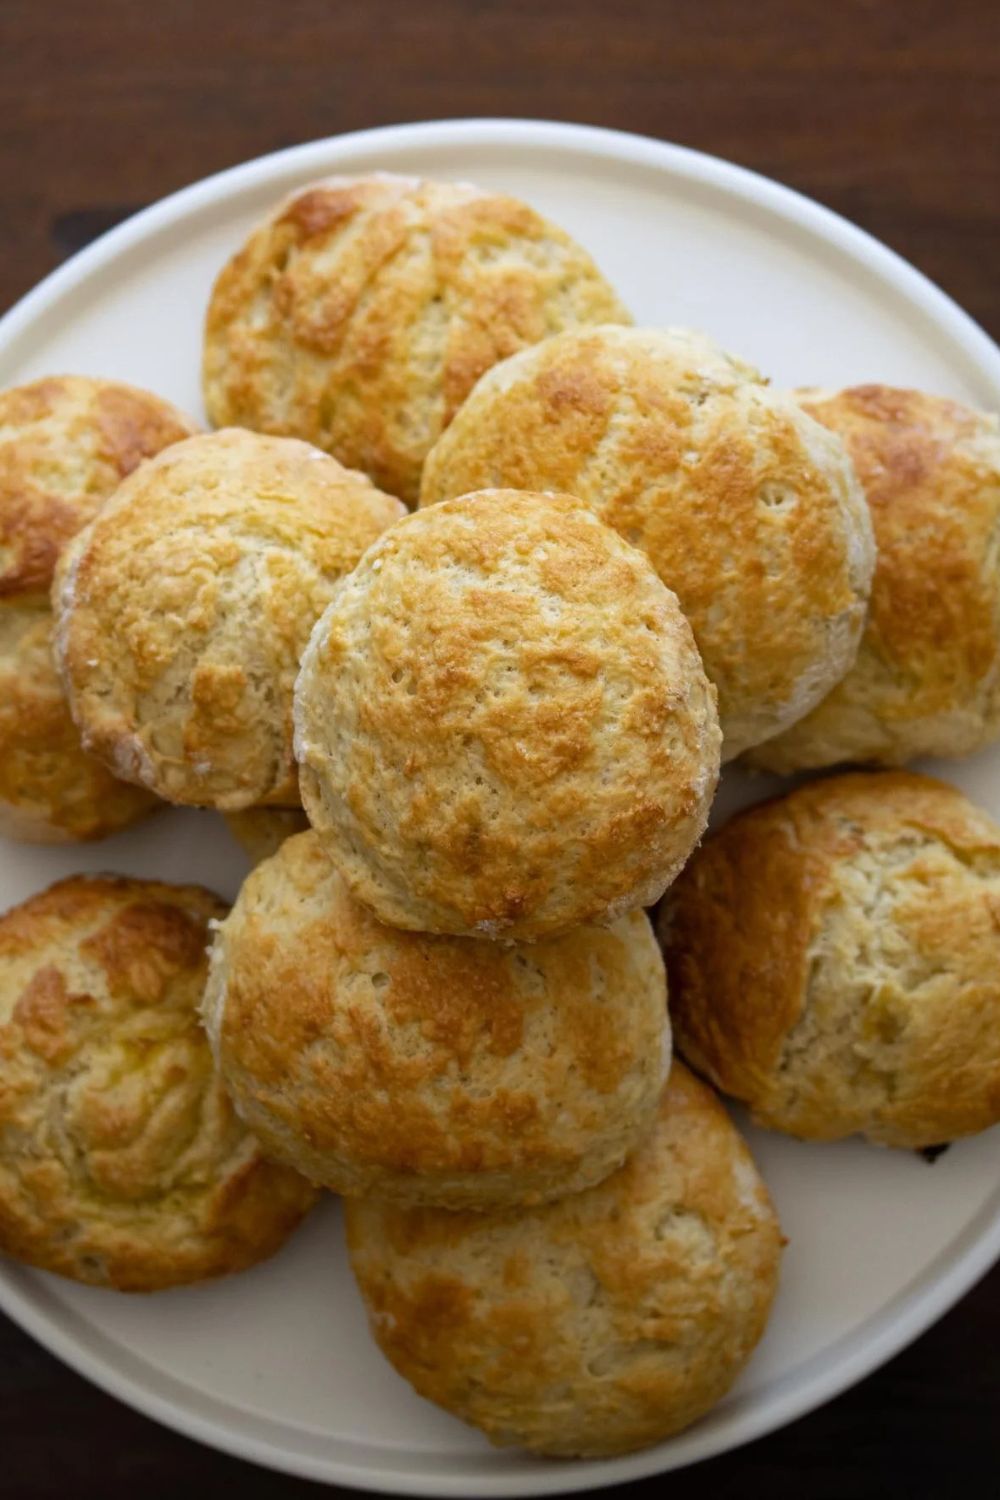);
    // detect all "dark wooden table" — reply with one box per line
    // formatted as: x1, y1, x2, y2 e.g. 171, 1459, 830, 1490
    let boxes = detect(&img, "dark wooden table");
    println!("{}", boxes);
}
1, 2, 998, 1495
